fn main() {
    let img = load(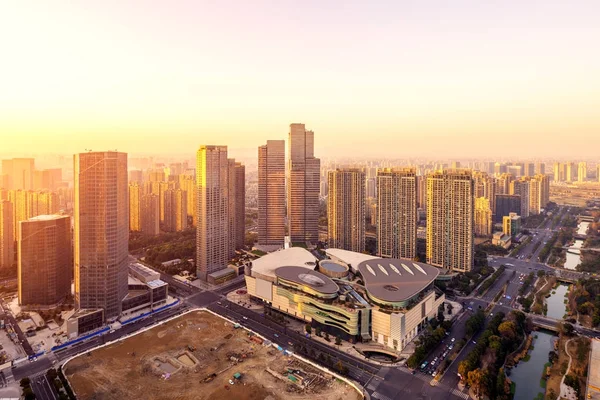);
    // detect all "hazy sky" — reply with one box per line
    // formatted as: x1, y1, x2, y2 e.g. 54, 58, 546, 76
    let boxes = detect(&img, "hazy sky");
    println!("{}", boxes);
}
2, 1, 599, 158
